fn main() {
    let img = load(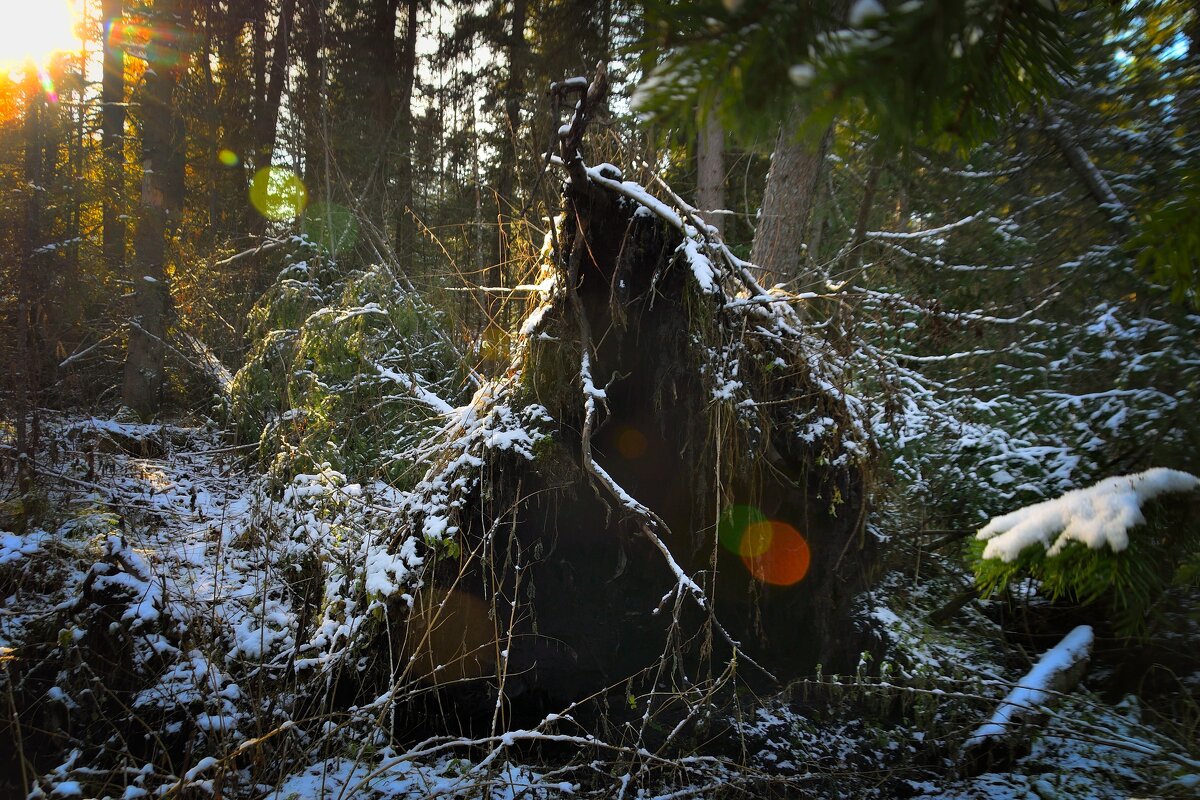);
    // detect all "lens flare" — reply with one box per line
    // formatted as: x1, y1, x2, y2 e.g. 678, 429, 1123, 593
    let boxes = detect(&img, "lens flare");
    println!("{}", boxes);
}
616, 426, 647, 460
249, 166, 307, 221
718, 504, 767, 555
218, 149, 239, 167
719, 504, 812, 586
302, 200, 357, 254
37, 67, 57, 103
0, 0, 79, 75
108, 19, 196, 68
738, 520, 774, 558
740, 521, 811, 586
